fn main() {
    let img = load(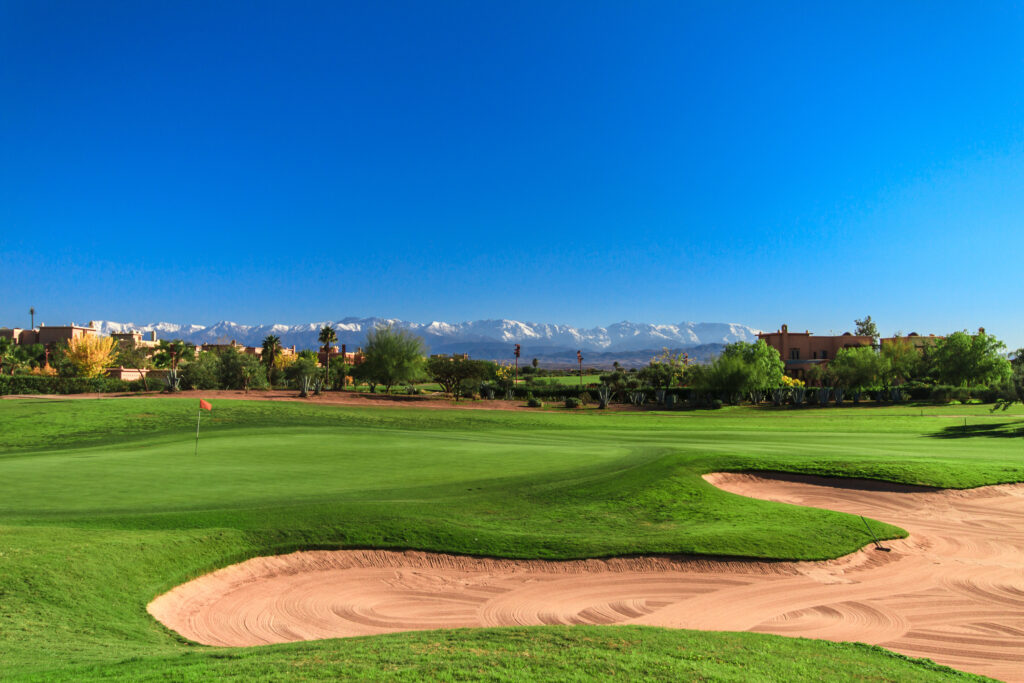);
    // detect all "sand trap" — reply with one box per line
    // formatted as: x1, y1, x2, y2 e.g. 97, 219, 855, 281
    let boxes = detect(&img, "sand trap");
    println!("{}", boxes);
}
149, 473, 1024, 681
